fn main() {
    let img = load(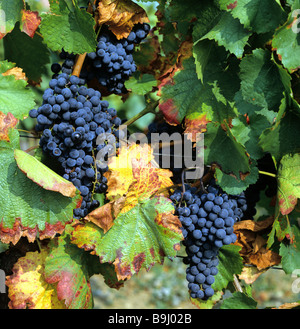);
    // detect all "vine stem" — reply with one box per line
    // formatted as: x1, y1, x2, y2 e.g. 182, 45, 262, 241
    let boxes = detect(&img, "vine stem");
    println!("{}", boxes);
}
122, 99, 159, 127
259, 170, 276, 178
233, 274, 243, 293
72, 53, 87, 77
